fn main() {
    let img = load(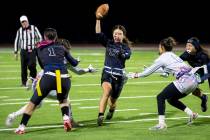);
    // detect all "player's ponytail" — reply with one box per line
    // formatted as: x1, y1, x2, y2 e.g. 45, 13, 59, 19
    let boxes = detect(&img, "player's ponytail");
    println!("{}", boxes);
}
160, 37, 176, 51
